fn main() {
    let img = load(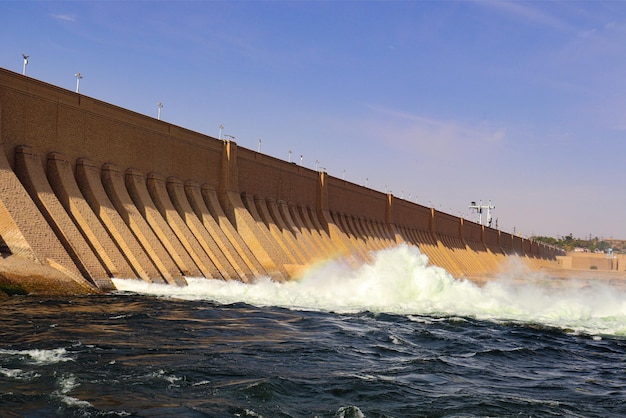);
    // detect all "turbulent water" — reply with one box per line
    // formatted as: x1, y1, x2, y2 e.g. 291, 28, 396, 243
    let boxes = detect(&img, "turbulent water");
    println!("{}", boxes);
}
2, 245, 626, 417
